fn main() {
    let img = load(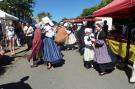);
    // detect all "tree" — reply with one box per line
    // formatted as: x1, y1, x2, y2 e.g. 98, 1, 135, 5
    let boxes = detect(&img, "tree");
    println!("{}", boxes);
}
37, 12, 52, 22
81, 6, 98, 16
59, 17, 75, 23
0, 0, 35, 21
61, 17, 69, 21
80, 0, 112, 17
98, 0, 112, 9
